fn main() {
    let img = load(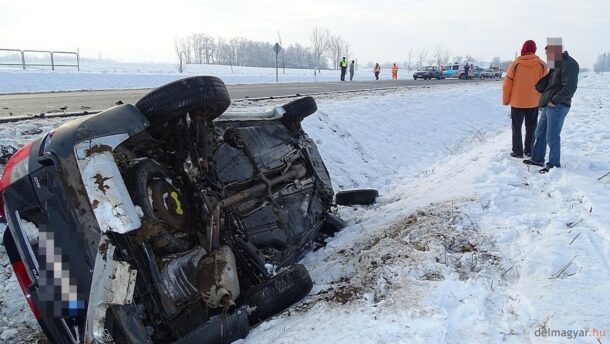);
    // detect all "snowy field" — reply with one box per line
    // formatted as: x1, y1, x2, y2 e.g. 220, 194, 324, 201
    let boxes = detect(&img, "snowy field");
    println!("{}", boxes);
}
1, 73, 609, 343
0, 61, 411, 94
